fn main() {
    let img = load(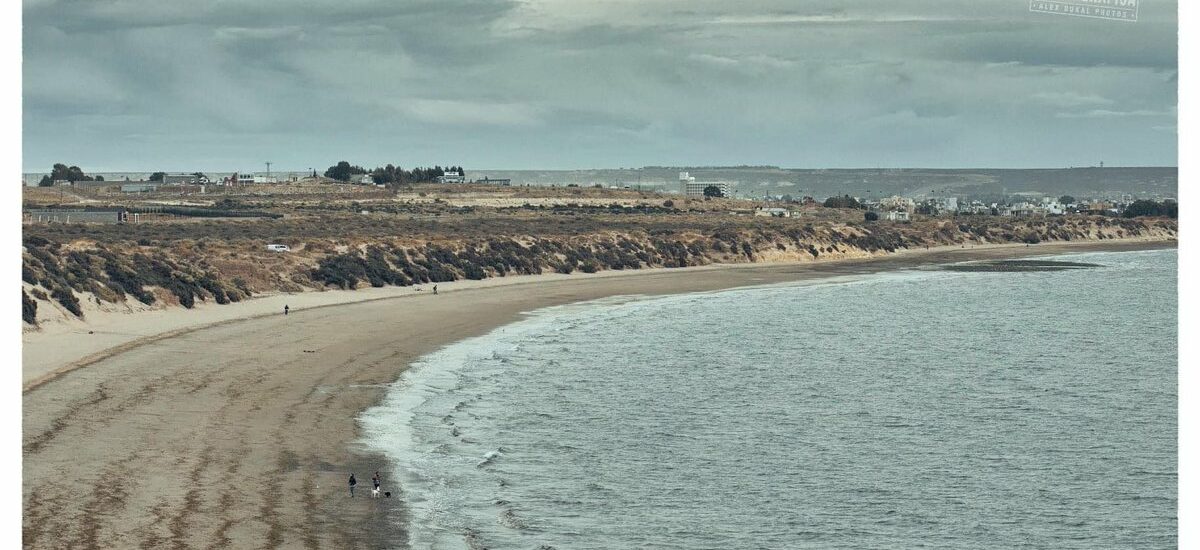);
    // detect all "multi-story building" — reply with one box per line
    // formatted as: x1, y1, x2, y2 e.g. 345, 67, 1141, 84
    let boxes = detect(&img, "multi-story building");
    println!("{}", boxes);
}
219, 173, 255, 186
679, 172, 732, 197
1039, 197, 1064, 215
957, 200, 991, 215
879, 195, 916, 213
